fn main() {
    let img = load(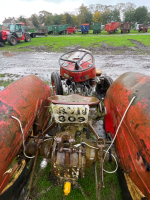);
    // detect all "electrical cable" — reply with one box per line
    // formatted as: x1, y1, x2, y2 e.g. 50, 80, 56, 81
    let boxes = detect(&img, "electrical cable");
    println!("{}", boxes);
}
12, 116, 35, 159
103, 95, 136, 173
